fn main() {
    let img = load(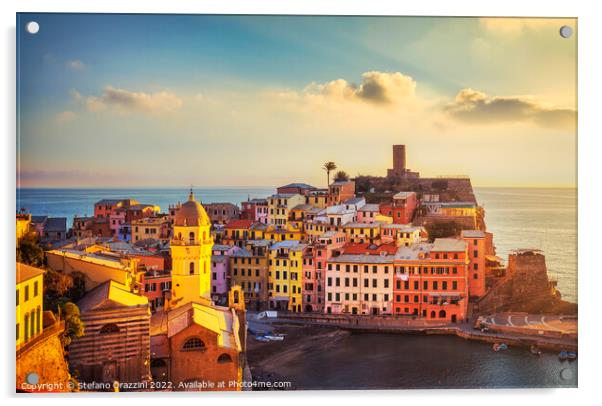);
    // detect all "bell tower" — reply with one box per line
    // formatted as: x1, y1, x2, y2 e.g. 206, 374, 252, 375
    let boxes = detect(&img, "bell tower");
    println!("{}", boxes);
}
169, 190, 213, 308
